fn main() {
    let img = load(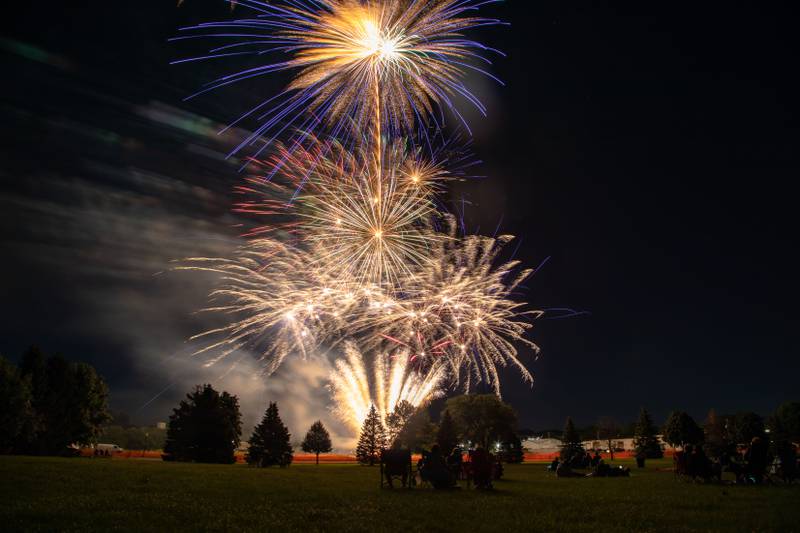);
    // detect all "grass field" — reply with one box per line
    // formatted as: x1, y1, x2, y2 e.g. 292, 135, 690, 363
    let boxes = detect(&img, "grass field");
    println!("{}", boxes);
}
1, 456, 798, 532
